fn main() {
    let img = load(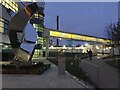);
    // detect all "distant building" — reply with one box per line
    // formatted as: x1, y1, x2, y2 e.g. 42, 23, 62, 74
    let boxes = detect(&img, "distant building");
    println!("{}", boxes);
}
0, 0, 45, 60
30, 4, 45, 58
